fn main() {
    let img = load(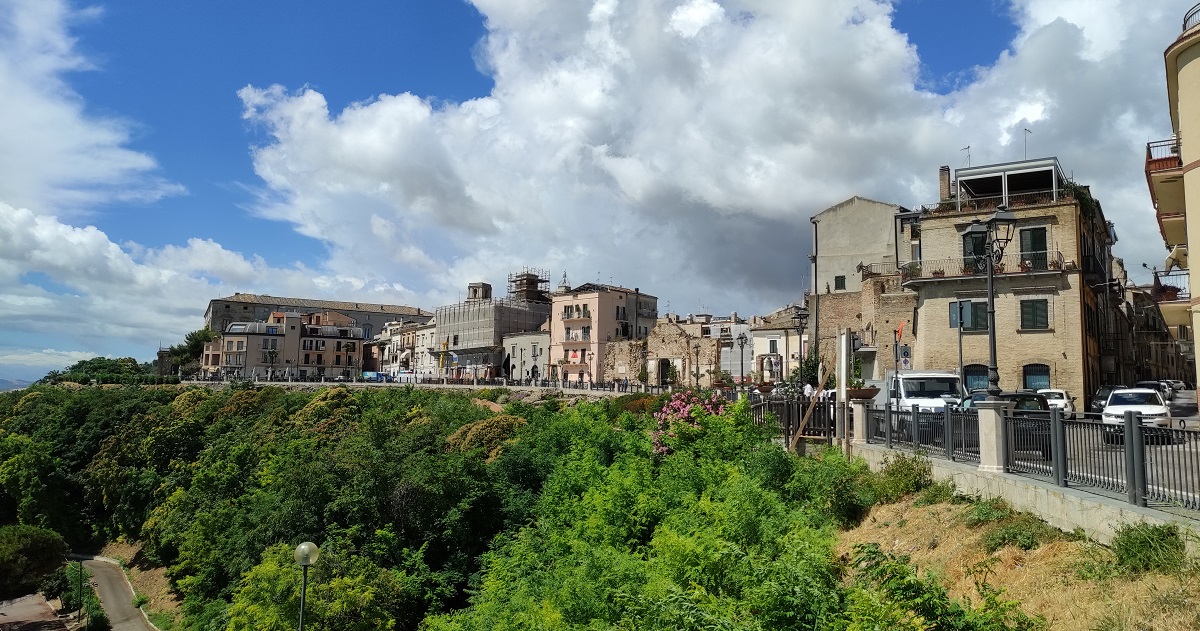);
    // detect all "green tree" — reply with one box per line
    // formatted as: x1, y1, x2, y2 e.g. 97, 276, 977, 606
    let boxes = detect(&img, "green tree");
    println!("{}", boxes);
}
0, 524, 67, 598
